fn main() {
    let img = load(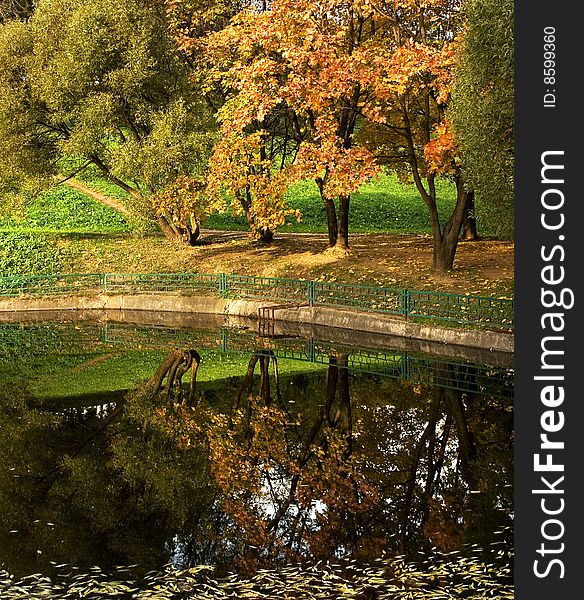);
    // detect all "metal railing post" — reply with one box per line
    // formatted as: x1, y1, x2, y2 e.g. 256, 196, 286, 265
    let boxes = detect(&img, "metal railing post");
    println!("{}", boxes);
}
402, 289, 410, 319
219, 273, 228, 295
307, 280, 316, 306
307, 338, 316, 362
